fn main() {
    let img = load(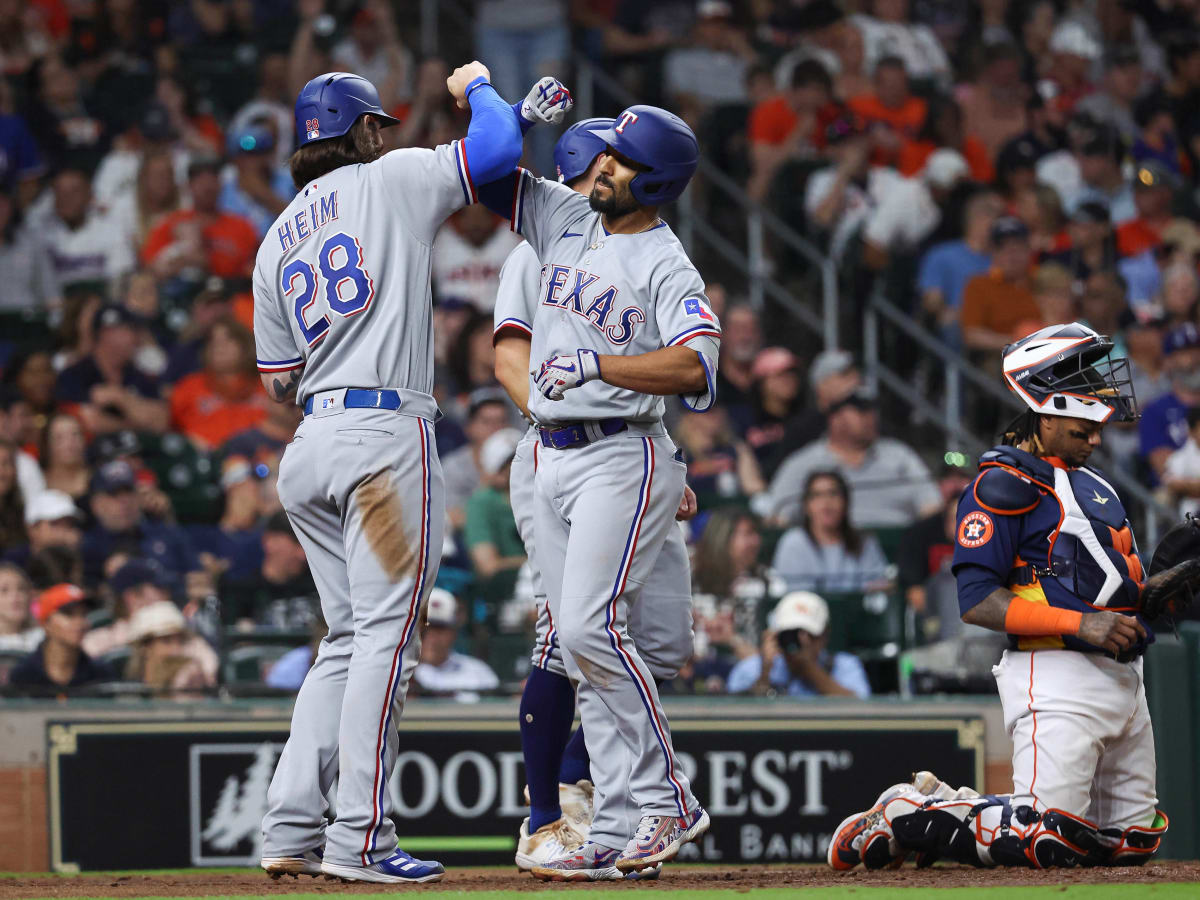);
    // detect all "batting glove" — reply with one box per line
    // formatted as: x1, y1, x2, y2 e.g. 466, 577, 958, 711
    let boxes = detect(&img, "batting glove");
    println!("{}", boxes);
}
519, 76, 574, 126
533, 349, 600, 401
